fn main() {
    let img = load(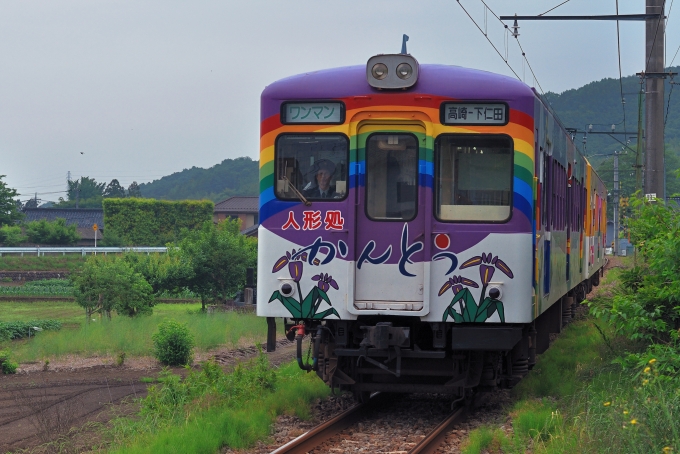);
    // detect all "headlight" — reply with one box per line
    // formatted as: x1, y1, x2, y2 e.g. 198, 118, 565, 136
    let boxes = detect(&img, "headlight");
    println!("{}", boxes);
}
371, 63, 388, 80
279, 282, 295, 297
396, 63, 413, 79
